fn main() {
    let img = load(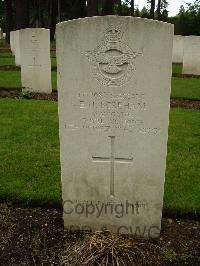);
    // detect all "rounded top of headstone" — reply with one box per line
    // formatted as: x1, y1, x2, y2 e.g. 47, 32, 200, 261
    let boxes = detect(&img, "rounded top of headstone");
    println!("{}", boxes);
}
185, 35, 200, 38
56, 16, 173, 30
19, 28, 50, 32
